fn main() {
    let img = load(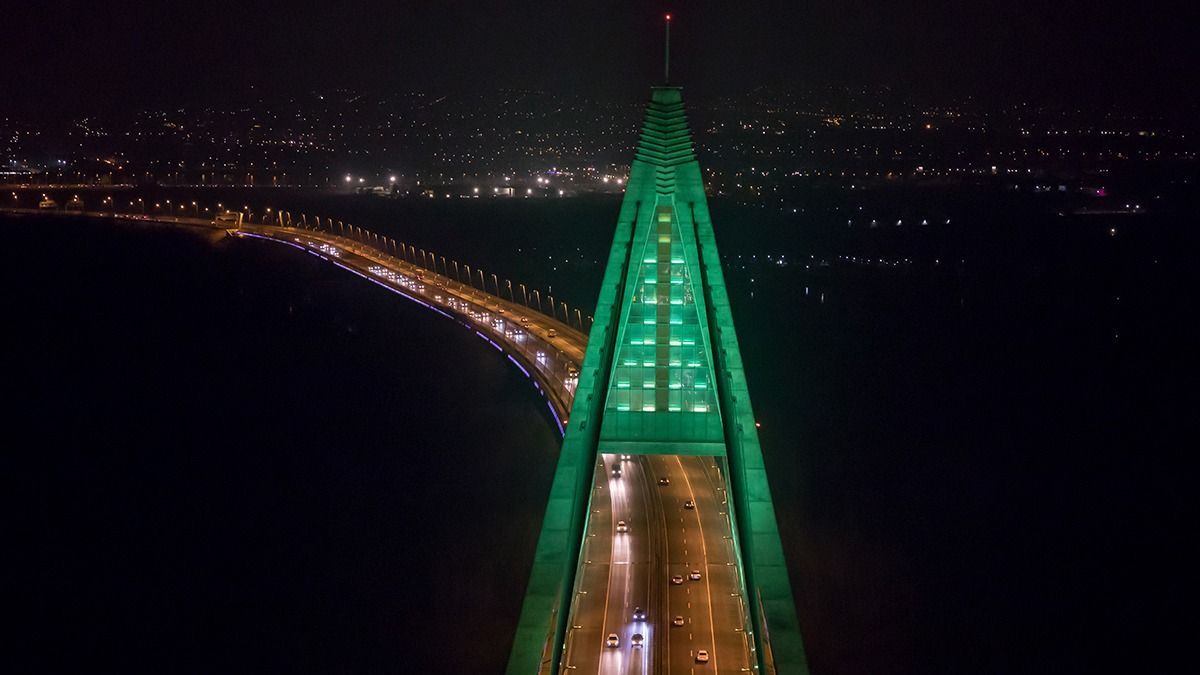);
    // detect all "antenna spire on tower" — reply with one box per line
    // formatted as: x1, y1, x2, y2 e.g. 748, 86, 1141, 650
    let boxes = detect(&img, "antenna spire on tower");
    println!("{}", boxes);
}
664, 13, 672, 84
